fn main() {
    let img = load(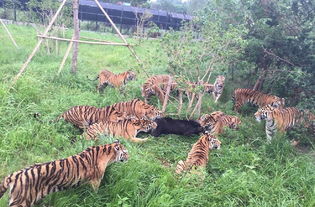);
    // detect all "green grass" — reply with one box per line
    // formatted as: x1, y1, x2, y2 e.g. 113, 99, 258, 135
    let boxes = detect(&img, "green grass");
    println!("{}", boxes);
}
0, 24, 314, 207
